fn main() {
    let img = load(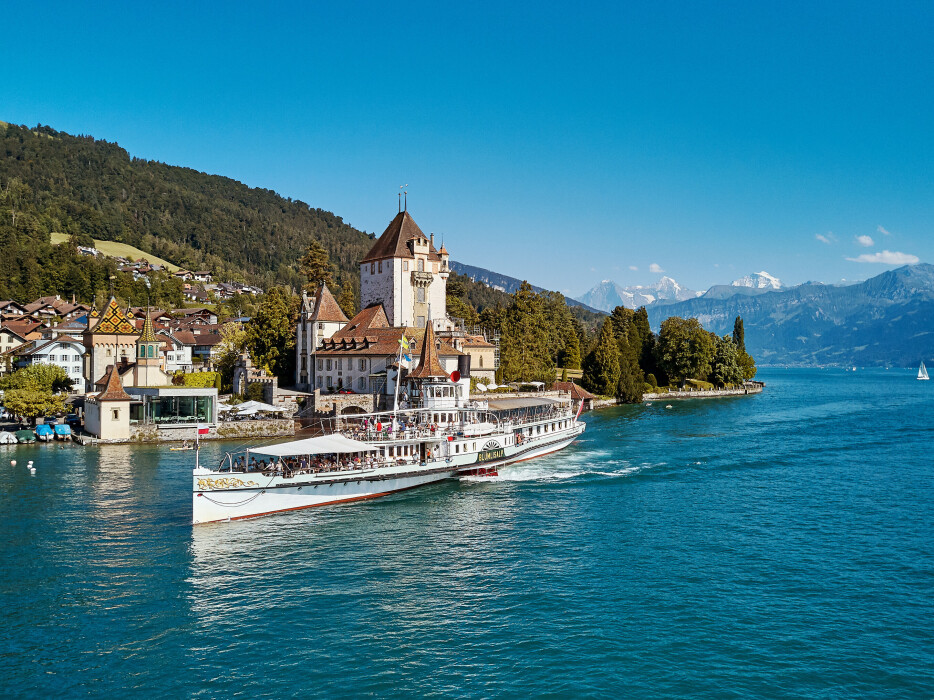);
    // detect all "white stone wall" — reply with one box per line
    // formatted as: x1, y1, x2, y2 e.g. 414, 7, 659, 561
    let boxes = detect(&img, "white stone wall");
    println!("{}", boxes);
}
85, 399, 131, 440
360, 260, 398, 324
